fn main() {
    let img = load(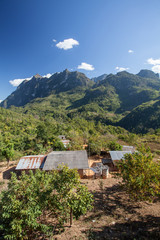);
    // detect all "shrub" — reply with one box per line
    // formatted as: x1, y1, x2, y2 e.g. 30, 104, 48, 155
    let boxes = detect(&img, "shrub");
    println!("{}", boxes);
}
117, 145, 160, 201
108, 141, 122, 151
